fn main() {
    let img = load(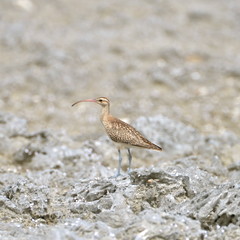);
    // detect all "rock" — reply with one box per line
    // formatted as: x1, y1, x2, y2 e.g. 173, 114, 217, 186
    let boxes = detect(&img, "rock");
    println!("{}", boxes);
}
133, 115, 202, 155
0, 113, 27, 138
1, 0, 240, 238
178, 183, 240, 229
